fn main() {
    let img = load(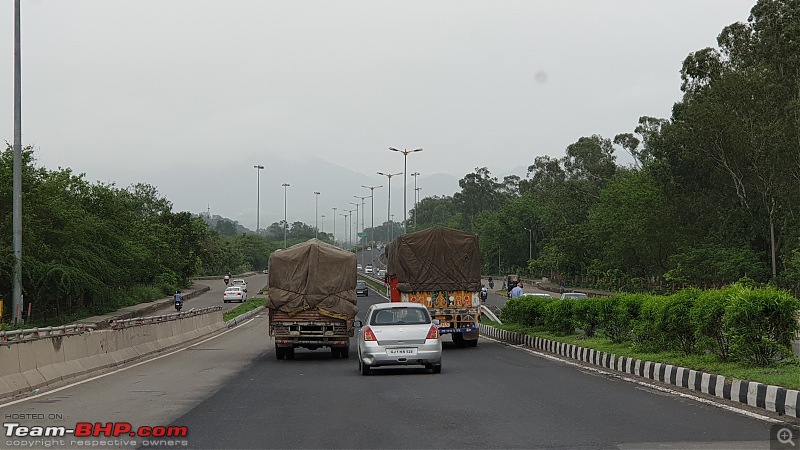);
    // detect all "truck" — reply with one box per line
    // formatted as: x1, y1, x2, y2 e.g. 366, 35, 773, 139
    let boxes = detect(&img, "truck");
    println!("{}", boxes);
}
267, 238, 359, 360
386, 227, 482, 347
